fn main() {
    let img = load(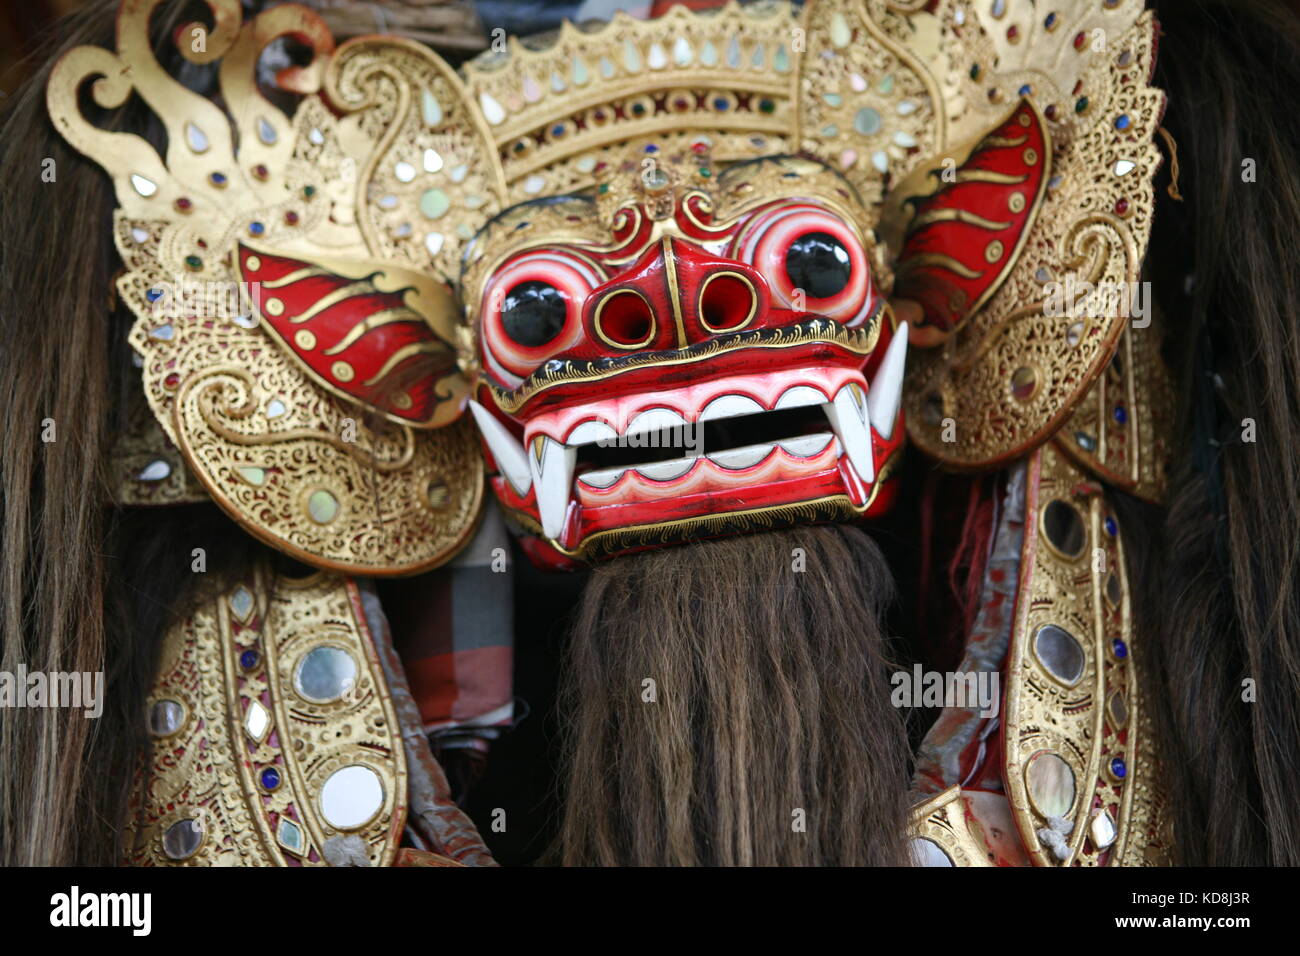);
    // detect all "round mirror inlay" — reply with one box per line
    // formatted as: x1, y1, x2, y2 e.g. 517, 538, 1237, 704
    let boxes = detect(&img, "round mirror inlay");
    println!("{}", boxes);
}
294, 645, 358, 704
1026, 751, 1076, 818
320, 765, 385, 830
148, 699, 185, 738
1033, 624, 1085, 686
1010, 366, 1038, 400
1041, 499, 1086, 558
307, 489, 339, 524
162, 818, 204, 860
